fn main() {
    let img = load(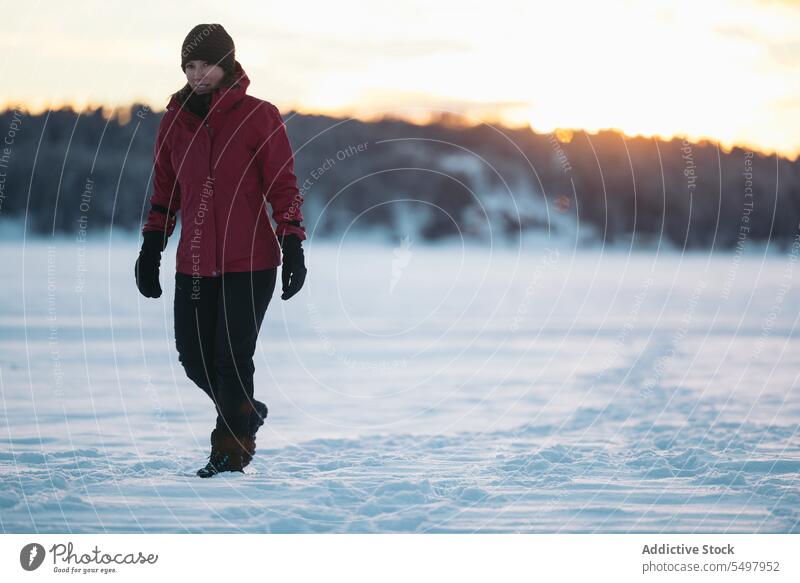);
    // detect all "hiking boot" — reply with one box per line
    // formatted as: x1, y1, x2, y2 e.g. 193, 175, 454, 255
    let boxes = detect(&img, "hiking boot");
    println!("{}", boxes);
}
196, 450, 243, 478
196, 428, 256, 478
250, 399, 268, 436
